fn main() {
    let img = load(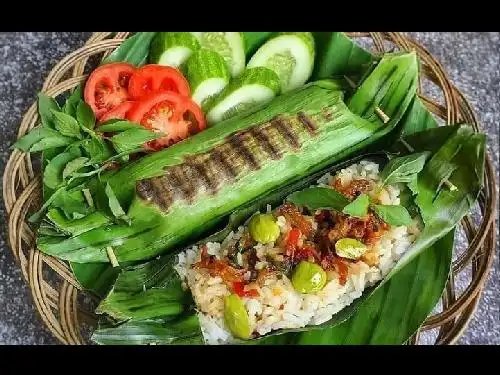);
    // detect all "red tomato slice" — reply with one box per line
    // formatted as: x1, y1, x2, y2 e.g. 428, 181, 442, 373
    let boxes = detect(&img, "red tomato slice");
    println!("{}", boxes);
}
232, 281, 260, 298
98, 101, 135, 124
84, 63, 135, 119
127, 64, 190, 100
127, 92, 206, 150
285, 228, 302, 257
